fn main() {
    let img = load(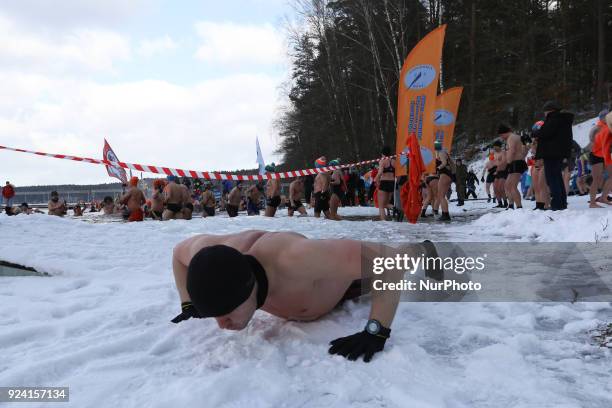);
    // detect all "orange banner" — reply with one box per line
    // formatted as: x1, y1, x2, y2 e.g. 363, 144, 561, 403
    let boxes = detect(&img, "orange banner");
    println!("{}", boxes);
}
434, 86, 463, 154
395, 25, 446, 175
